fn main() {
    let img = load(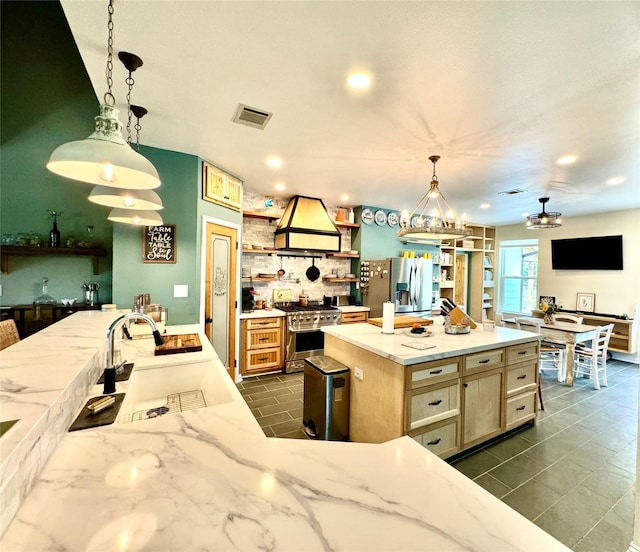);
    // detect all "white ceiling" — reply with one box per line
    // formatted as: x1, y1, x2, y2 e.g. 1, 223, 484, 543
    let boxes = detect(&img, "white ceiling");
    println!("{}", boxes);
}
61, 0, 640, 226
